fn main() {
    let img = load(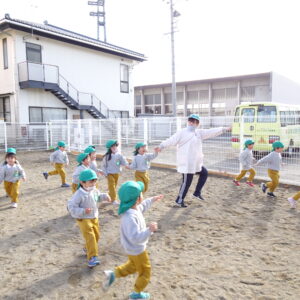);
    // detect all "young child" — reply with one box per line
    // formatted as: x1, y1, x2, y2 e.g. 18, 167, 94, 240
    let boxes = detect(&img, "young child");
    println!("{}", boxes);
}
72, 153, 91, 194
233, 139, 256, 187
288, 191, 300, 208
128, 143, 158, 193
255, 141, 284, 197
102, 181, 163, 299
0, 148, 26, 208
67, 169, 110, 267
102, 140, 128, 205
43, 141, 70, 187
84, 146, 104, 176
